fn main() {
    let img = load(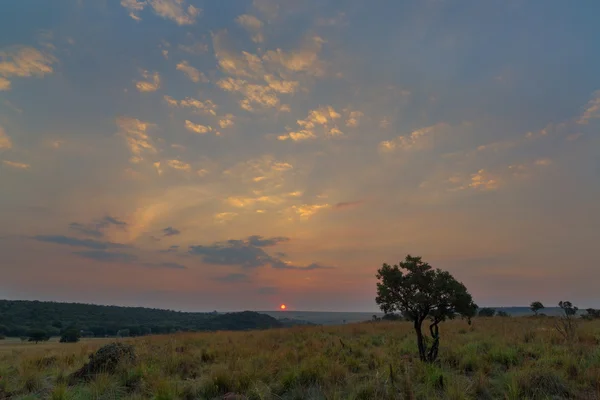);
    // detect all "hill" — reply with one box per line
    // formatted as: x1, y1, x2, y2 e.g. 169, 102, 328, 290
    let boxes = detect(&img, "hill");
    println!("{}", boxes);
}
0, 299, 287, 337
